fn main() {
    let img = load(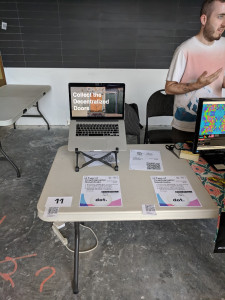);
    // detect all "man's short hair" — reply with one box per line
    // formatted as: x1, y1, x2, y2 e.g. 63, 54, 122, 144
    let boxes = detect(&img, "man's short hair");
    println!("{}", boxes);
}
200, 0, 225, 17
